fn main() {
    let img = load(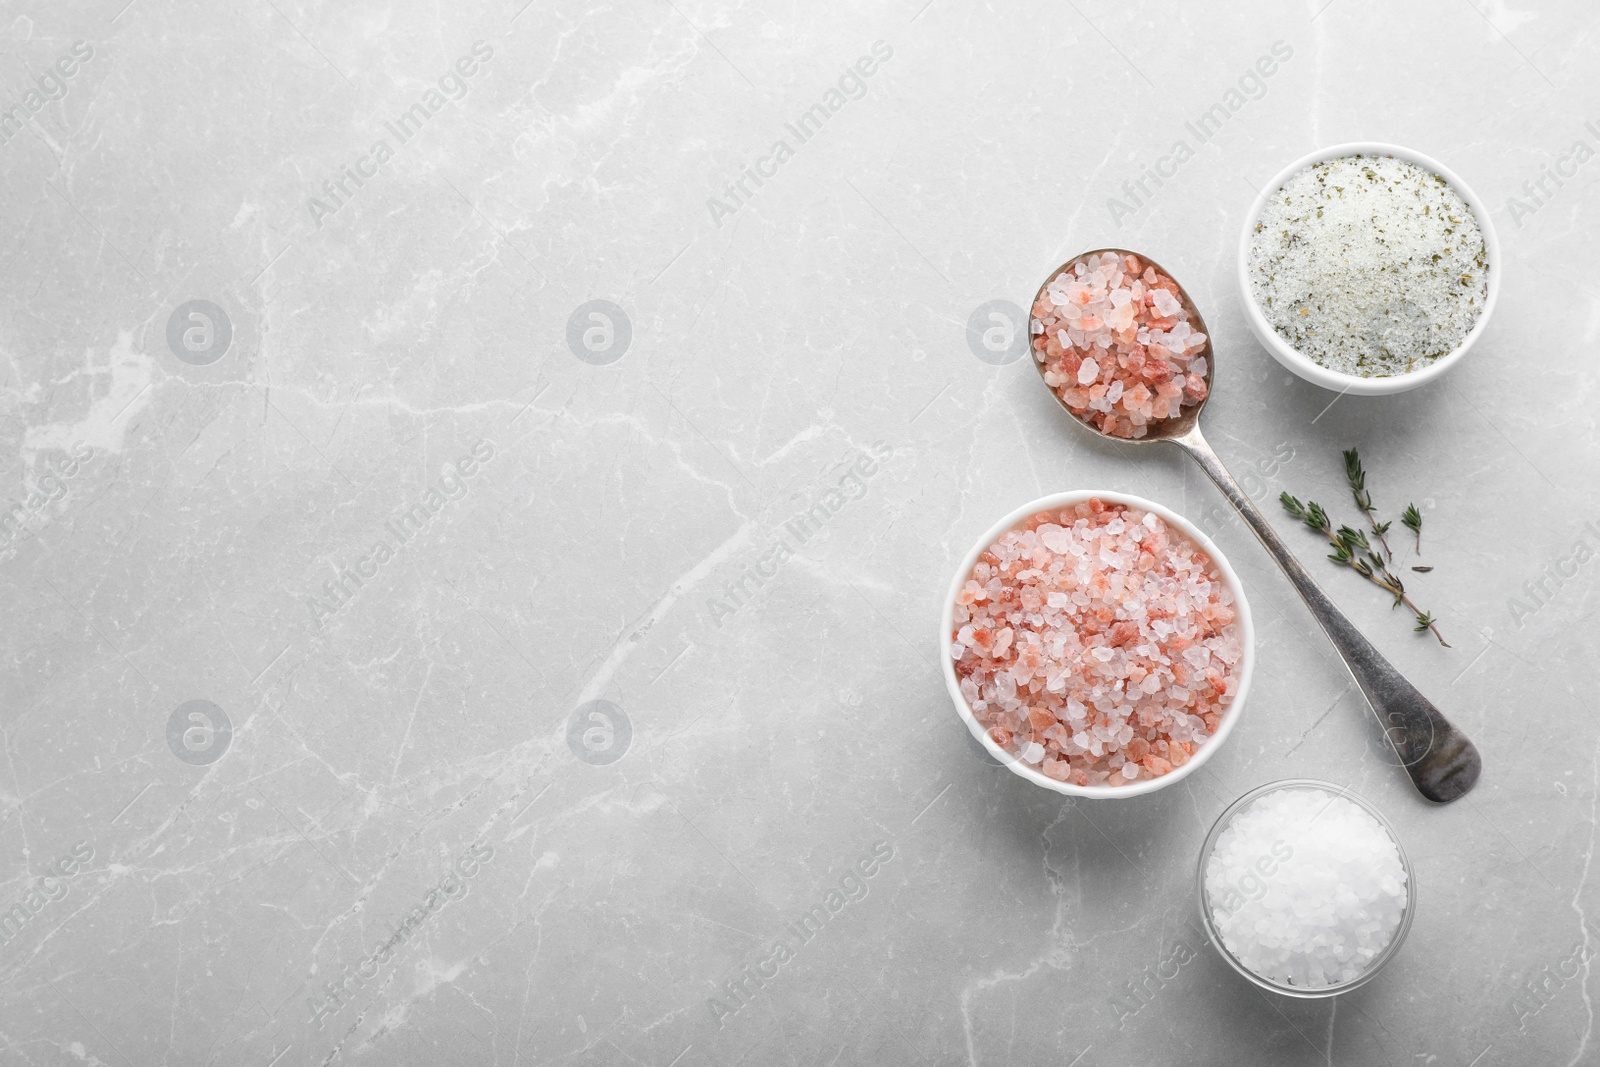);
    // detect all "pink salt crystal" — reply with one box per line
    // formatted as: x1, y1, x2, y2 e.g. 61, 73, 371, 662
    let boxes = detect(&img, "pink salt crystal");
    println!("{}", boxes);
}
1032, 254, 1210, 440
951, 500, 1241, 788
